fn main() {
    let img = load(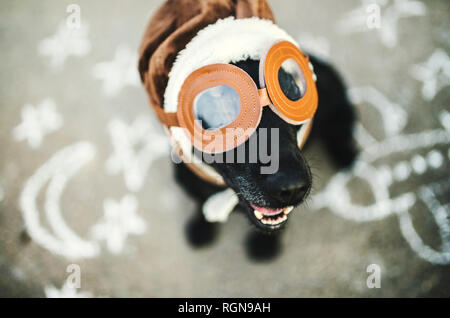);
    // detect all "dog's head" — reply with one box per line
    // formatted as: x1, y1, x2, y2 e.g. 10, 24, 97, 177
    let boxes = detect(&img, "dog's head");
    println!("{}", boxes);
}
200, 59, 312, 232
